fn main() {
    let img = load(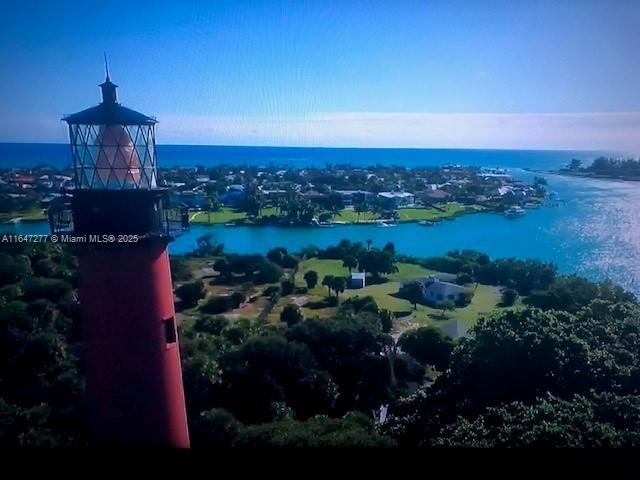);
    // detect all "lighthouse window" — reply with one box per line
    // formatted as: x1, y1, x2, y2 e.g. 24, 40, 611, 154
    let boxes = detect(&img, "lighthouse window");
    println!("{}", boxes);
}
163, 317, 177, 344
